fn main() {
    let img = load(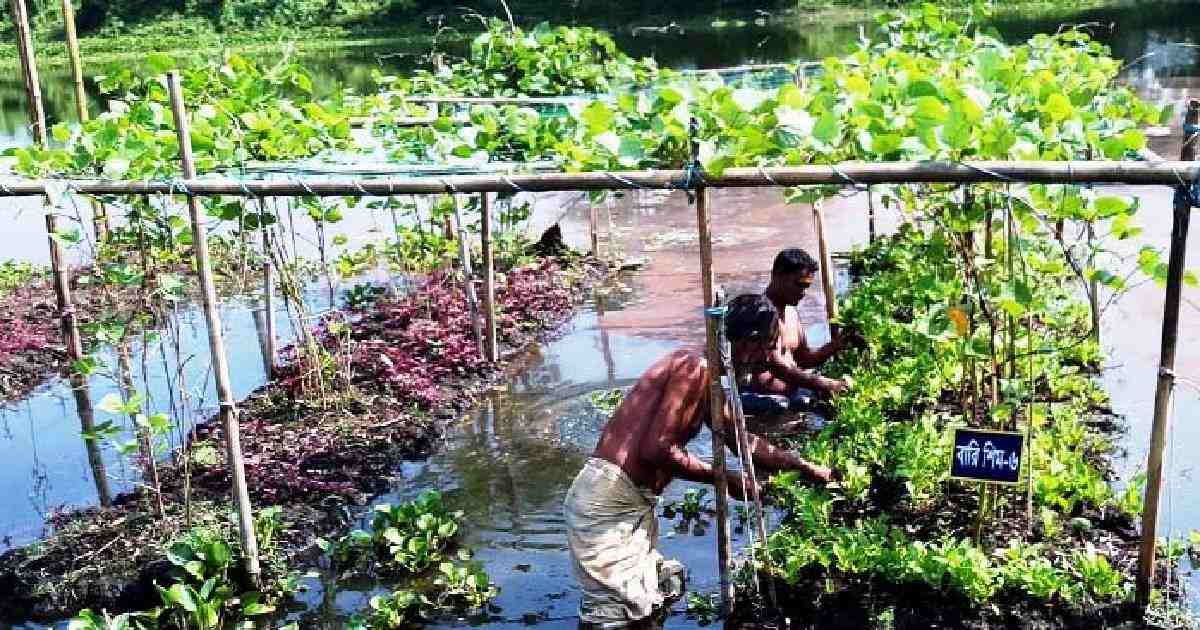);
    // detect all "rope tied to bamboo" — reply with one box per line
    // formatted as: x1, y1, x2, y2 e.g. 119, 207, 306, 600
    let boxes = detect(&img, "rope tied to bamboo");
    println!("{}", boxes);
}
1171, 176, 1200, 208
439, 177, 460, 194
500, 174, 524, 192
604, 171, 646, 190
756, 166, 780, 187
288, 176, 318, 198
956, 161, 1019, 185
167, 178, 192, 197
